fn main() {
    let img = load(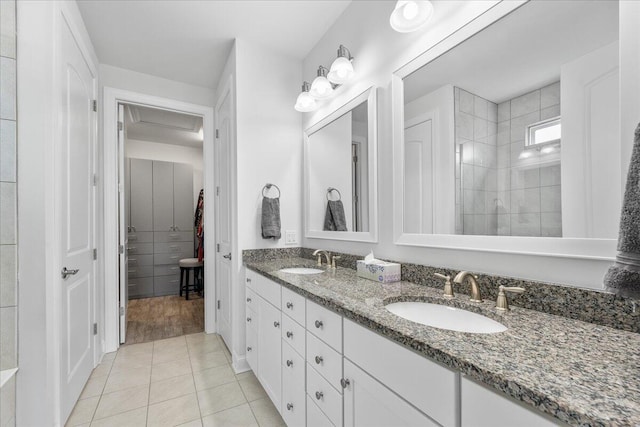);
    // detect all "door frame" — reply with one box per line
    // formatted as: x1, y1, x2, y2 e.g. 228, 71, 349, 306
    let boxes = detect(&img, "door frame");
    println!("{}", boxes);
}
103, 88, 215, 352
